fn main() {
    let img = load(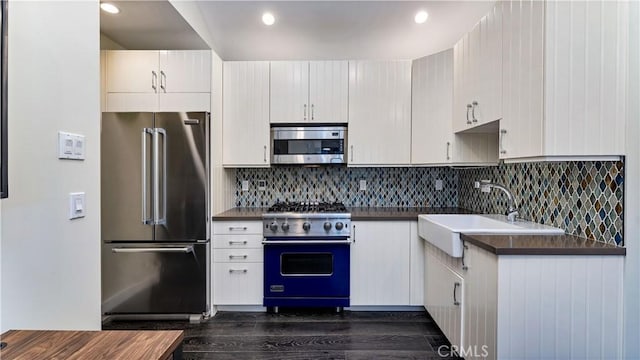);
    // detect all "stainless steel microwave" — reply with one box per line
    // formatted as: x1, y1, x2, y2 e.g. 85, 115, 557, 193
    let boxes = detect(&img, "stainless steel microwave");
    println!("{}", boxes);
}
271, 126, 347, 165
